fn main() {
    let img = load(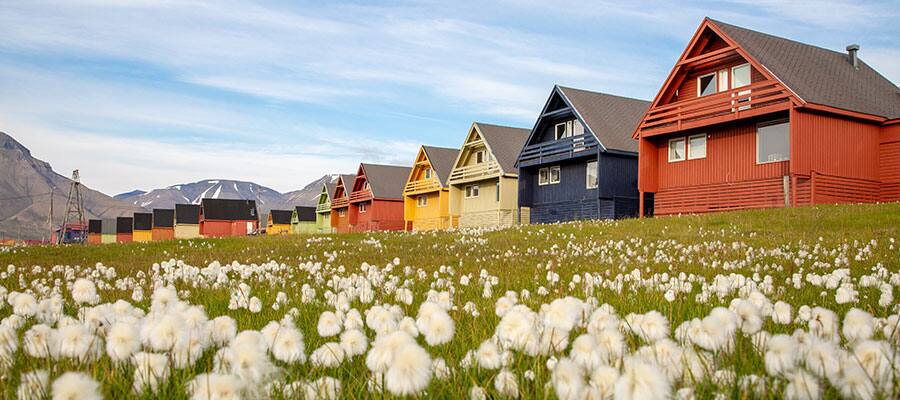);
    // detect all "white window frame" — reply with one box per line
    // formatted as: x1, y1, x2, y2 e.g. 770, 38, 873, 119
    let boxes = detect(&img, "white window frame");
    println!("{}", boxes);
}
475, 150, 485, 164
338, 209, 346, 217
572, 119, 585, 136
697, 72, 717, 97
668, 137, 686, 162
549, 166, 561, 184
465, 184, 480, 198
687, 134, 707, 160
731, 63, 751, 89
538, 167, 549, 186
416, 195, 428, 207
554, 122, 568, 140
358, 202, 367, 213
718, 69, 729, 93
756, 120, 790, 164
423, 168, 432, 180
364, 182, 370, 191
586, 161, 598, 189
